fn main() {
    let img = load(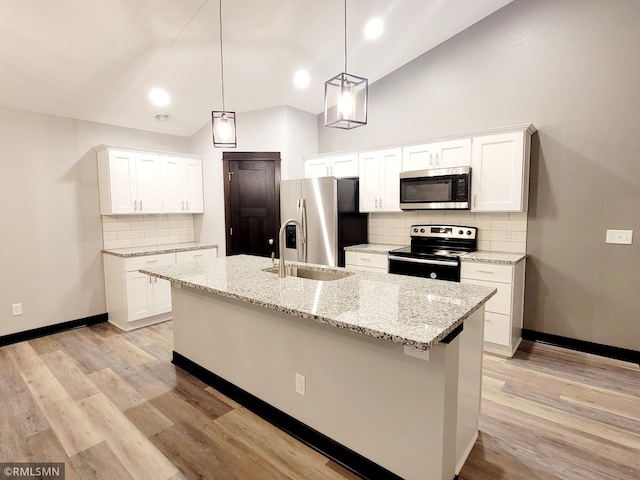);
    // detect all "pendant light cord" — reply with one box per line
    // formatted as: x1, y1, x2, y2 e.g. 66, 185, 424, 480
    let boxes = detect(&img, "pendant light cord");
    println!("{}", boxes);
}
219, 0, 226, 112
343, 0, 348, 73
